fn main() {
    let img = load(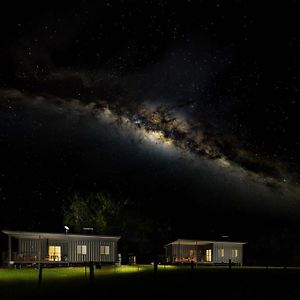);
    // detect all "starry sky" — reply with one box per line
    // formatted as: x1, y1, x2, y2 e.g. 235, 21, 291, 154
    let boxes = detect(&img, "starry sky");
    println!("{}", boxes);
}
0, 1, 299, 243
